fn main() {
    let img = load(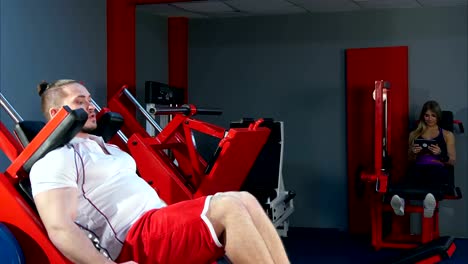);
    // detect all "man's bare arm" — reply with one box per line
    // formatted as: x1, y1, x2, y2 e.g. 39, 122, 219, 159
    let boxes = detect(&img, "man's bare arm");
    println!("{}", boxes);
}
34, 187, 115, 264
